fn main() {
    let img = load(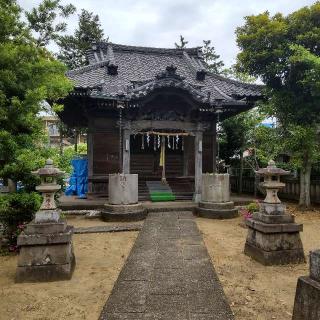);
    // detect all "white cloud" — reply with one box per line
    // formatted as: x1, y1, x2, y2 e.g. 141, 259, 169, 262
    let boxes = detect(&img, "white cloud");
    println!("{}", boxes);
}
19, 0, 315, 66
